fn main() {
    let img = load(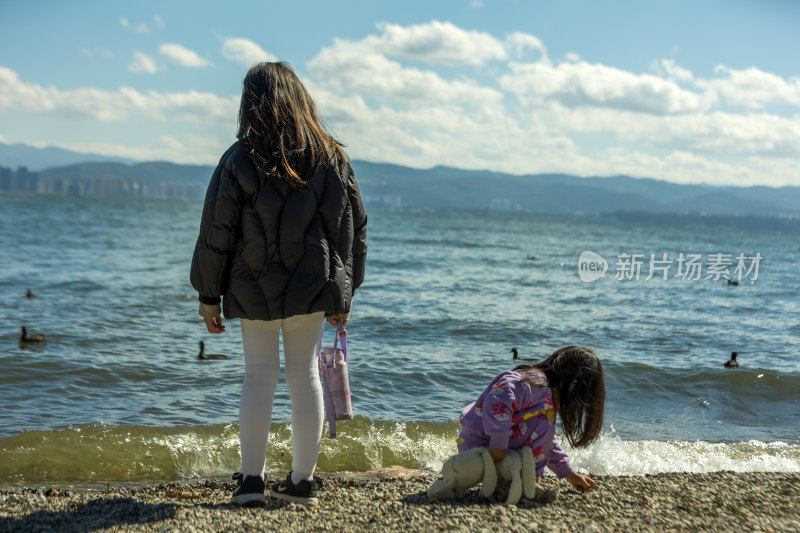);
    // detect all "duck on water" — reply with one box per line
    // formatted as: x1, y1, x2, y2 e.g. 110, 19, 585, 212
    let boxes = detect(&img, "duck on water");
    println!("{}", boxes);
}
198, 341, 229, 360
20, 326, 46, 344
511, 347, 535, 361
